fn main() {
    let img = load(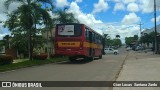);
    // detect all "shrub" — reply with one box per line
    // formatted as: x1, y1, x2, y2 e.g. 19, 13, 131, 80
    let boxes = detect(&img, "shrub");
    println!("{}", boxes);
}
0, 55, 13, 65
33, 54, 48, 60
